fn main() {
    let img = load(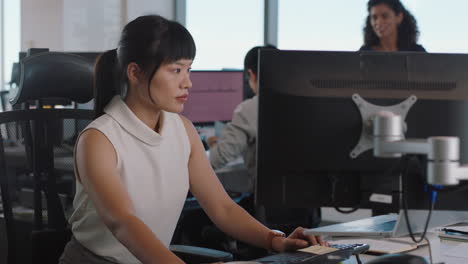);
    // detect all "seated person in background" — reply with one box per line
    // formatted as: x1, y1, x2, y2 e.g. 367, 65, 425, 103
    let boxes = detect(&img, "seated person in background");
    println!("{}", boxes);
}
208, 46, 321, 234
360, 0, 425, 52
60, 15, 326, 264
208, 45, 276, 192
